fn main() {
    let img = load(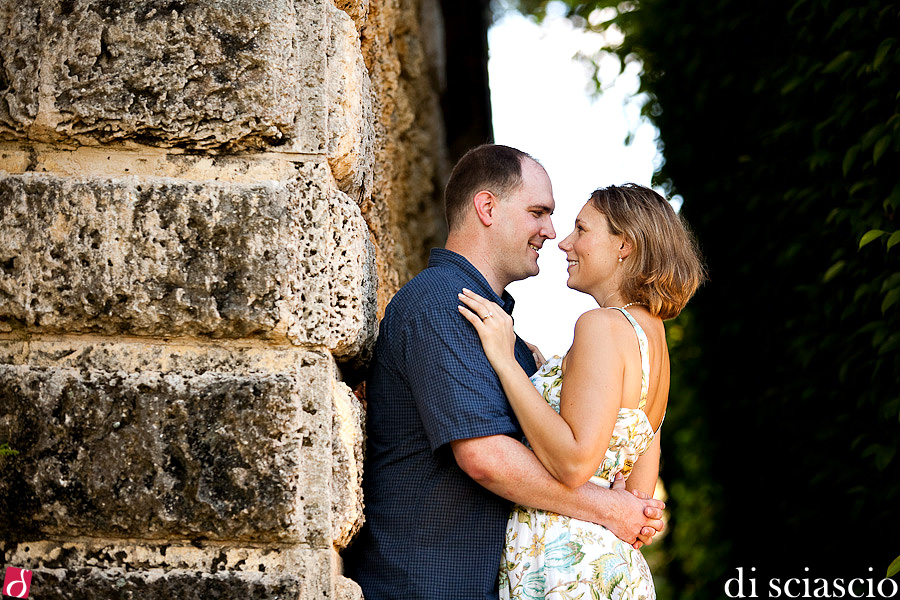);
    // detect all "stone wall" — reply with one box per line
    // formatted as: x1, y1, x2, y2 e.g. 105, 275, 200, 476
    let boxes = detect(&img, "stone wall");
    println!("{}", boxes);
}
0, 0, 451, 598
